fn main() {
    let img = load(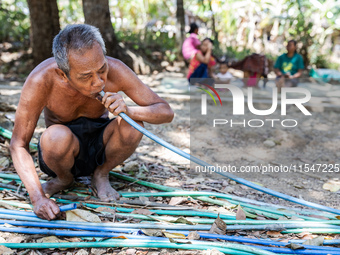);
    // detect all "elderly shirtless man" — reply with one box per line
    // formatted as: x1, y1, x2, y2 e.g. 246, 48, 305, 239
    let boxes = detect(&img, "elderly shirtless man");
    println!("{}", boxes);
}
9, 24, 174, 220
